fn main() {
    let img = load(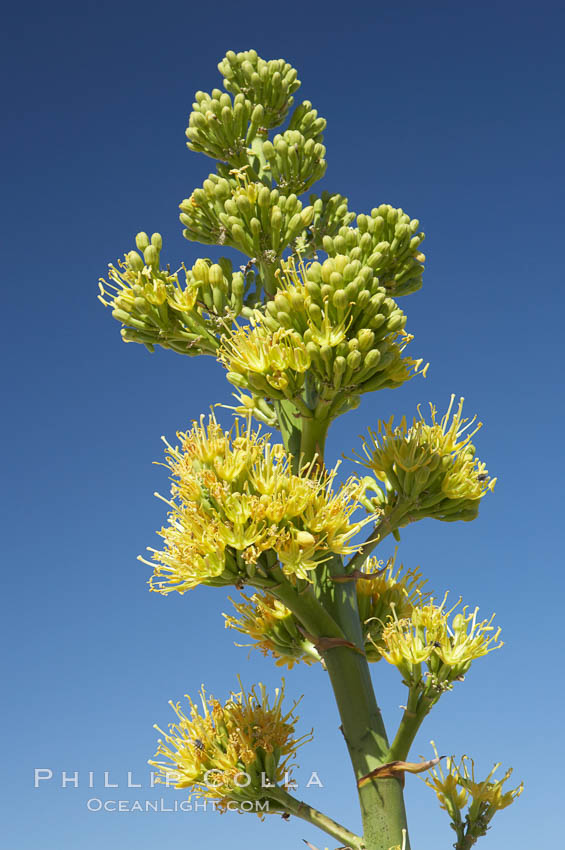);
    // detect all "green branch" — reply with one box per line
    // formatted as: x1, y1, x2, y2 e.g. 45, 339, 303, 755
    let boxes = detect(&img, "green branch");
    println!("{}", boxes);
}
344, 505, 411, 574
267, 785, 365, 849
